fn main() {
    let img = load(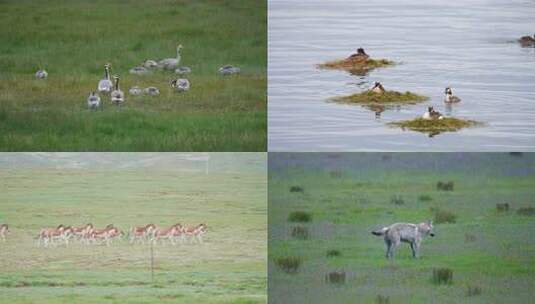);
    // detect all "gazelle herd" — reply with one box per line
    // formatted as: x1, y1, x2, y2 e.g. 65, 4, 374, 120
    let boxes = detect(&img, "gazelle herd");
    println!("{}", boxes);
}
0, 223, 207, 247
